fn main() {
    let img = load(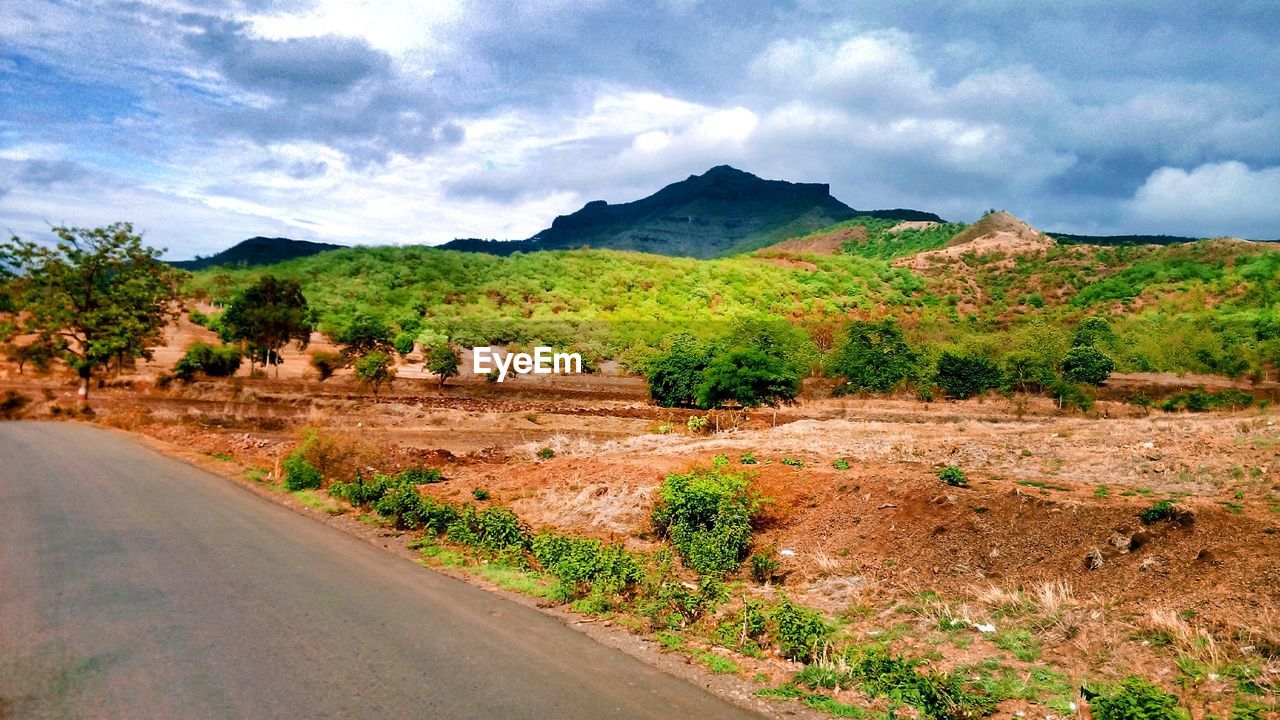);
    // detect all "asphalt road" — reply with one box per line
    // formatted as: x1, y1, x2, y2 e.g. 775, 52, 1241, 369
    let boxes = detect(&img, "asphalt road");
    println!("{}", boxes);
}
0, 421, 760, 720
